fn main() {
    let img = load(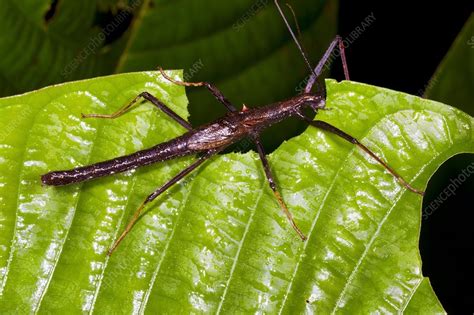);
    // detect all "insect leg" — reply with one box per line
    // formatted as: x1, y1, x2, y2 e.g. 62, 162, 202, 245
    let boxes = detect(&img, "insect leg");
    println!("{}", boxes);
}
82, 91, 192, 131
316, 36, 350, 80
305, 35, 350, 93
107, 149, 217, 255
159, 67, 237, 112
253, 136, 307, 241
301, 117, 424, 196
